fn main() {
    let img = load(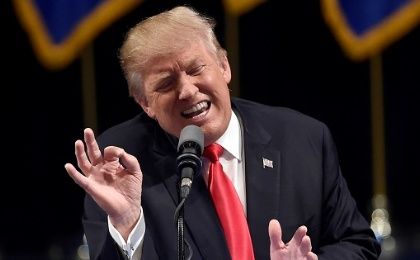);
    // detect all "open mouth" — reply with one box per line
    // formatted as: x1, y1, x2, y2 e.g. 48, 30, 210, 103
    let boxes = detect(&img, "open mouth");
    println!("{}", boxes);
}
181, 101, 210, 119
